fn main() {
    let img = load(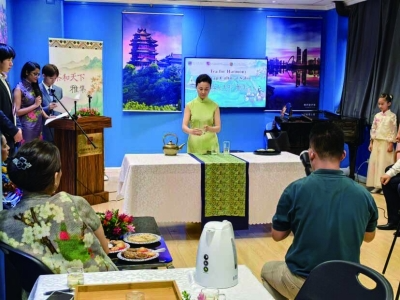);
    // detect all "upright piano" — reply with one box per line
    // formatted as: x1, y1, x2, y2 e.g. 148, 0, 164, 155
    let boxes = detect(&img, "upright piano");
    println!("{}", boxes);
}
274, 111, 366, 179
